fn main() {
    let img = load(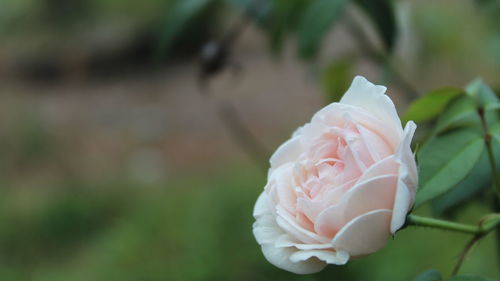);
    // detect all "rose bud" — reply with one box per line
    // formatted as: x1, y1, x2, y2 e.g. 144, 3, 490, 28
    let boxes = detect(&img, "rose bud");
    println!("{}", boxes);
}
253, 76, 417, 274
